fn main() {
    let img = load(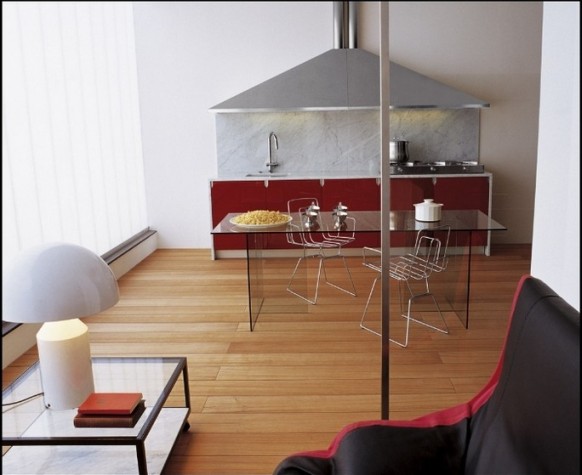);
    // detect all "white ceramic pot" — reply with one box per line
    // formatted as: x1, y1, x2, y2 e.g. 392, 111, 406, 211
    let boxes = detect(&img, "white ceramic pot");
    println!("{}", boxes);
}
414, 199, 443, 222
